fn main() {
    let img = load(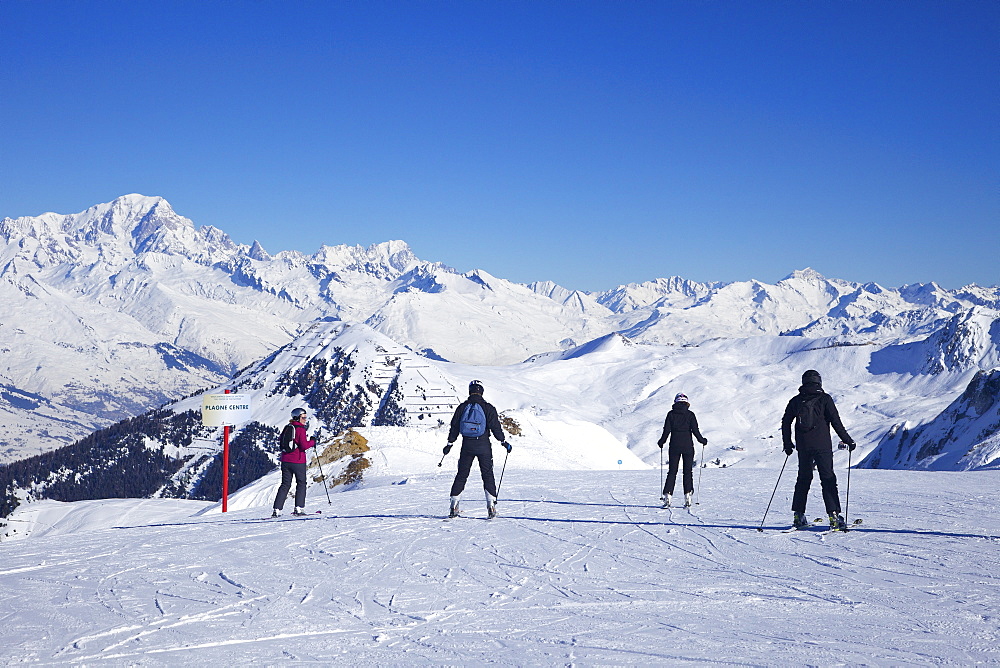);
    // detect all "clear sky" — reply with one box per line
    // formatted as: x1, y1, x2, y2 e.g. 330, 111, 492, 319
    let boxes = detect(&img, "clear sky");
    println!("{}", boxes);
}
2, 0, 997, 291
